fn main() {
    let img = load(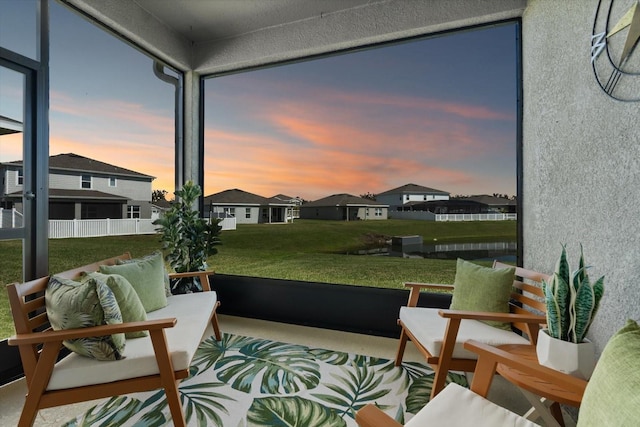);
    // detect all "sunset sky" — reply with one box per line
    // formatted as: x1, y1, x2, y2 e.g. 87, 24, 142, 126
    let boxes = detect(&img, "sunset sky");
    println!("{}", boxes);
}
1, 1, 518, 201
